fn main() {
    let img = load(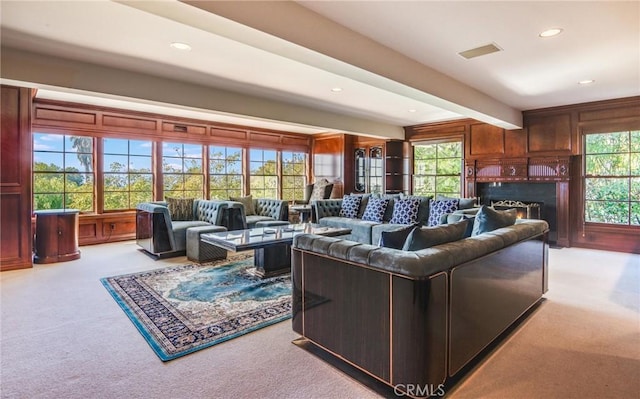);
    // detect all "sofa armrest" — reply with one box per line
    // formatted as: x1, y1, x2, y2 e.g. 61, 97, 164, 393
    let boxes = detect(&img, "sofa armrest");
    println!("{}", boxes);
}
312, 199, 343, 220
136, 202, 176, 252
